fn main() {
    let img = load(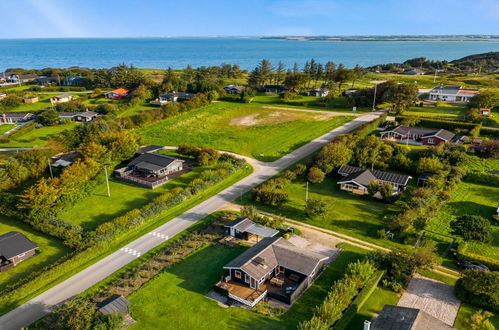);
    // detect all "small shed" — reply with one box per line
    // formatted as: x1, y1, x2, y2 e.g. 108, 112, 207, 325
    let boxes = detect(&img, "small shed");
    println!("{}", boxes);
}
417, 173, 434, 187
98, 295, 131, 315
